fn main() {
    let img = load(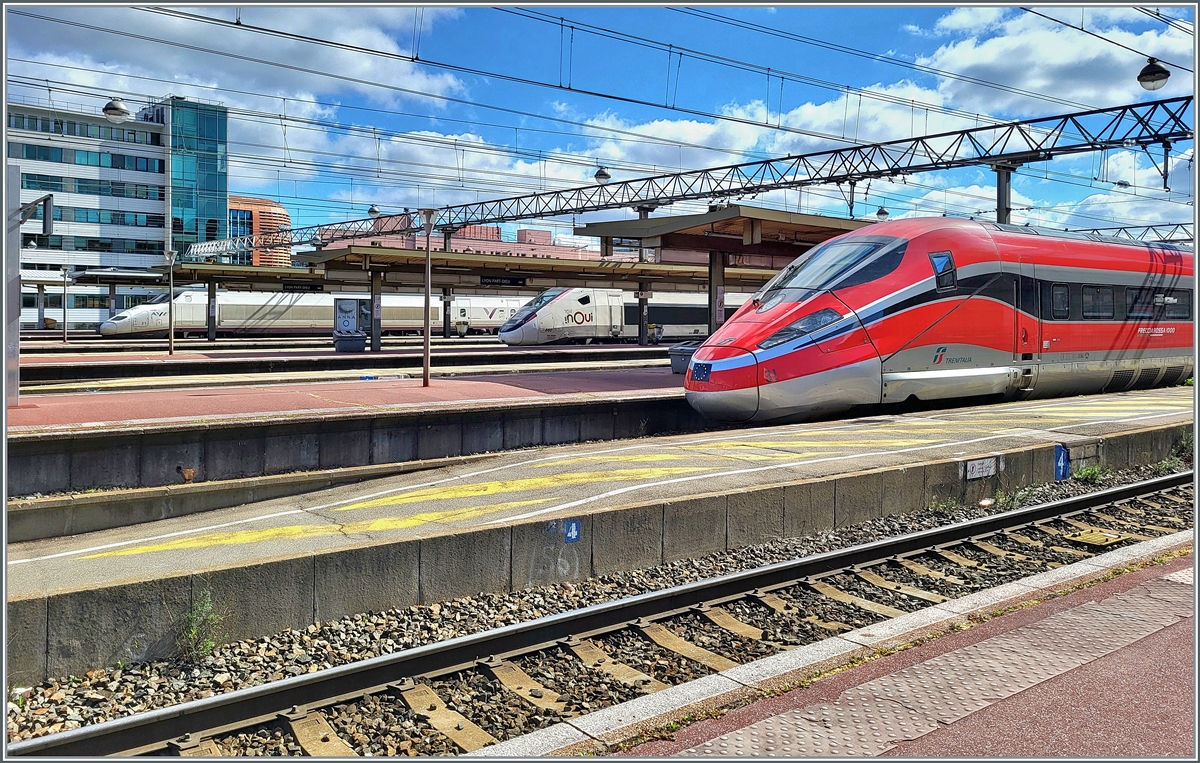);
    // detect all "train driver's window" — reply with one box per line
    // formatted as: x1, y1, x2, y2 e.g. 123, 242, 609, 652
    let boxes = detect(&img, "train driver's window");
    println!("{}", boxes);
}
1051, 284, 1070, 320
577, 294, 591, 305
459, 308, 467, 317
928, 252, 956, 292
